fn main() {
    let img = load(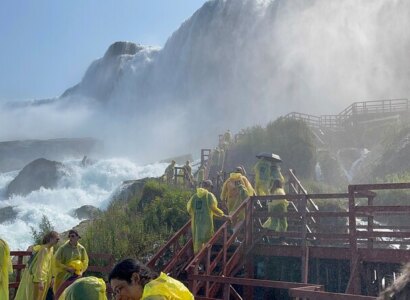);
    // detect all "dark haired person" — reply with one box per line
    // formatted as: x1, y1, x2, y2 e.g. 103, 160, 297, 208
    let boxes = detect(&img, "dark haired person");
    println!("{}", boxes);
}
15, 231, 60, 300
0, 238, 12, 300
109, 258, 194, 300
53, 229, 89, 299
